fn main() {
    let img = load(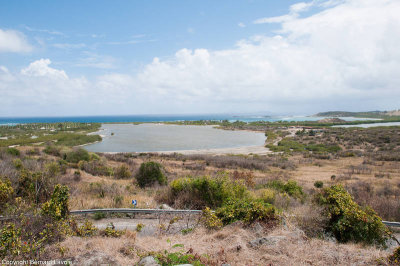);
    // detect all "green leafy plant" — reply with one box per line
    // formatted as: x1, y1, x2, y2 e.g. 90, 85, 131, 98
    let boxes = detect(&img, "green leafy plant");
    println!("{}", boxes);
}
6, 147, 20, 156
75, 220, 98, 237
167, 175, 248, 209
41, 184, 69, 220
114, 164, 132, 179
316, 185, 390, 247
135, 161, 167, 188
0, 178, 14, 210
136, 223, 145, 232
65, 148, 90, 163
215, 198, 278, 225
314, 181, 324, 188
201, 207, 223, 229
